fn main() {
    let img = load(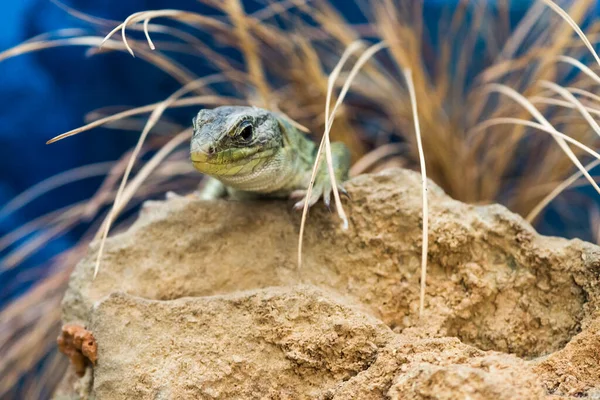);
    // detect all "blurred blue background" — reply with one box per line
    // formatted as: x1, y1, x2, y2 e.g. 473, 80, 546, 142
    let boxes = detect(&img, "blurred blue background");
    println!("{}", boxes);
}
0, 0, 211, 306
0, 0, 574, 309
